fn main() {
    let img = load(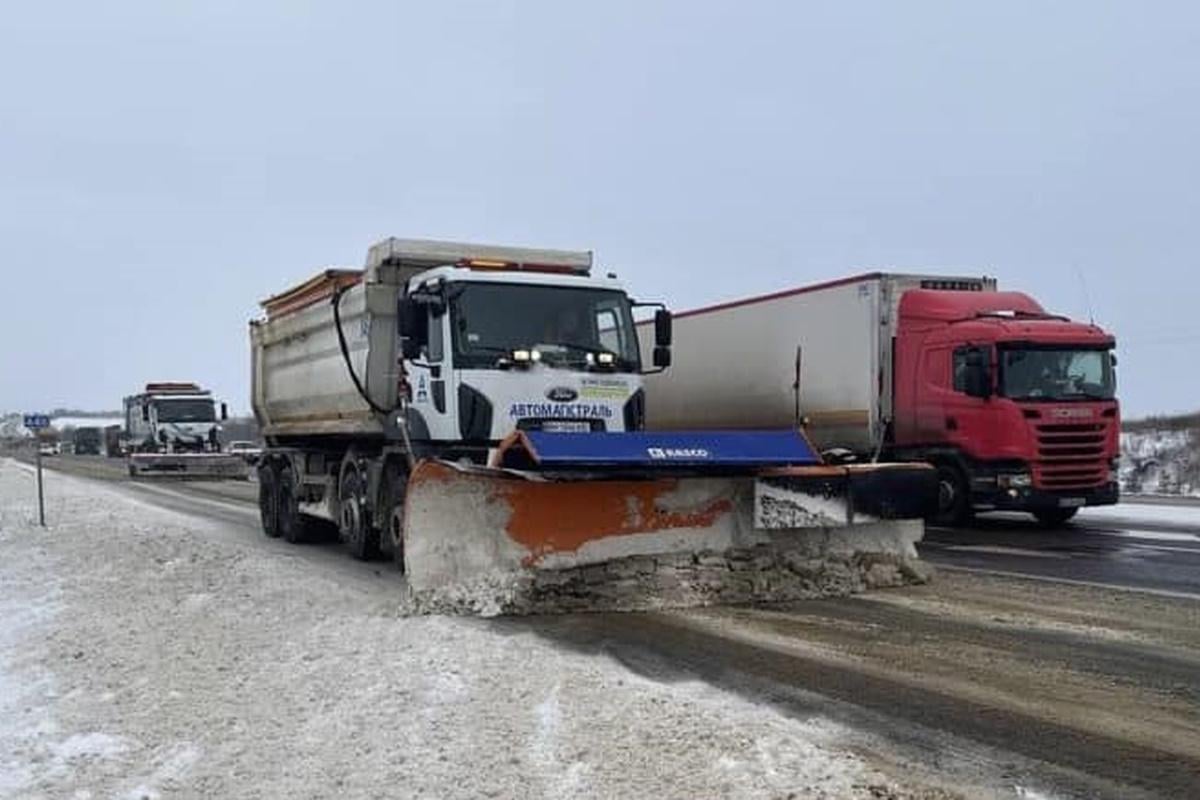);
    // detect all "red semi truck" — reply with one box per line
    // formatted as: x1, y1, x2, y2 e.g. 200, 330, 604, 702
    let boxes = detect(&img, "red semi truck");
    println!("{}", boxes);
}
642, 273, 1119, 526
